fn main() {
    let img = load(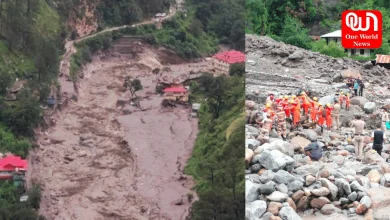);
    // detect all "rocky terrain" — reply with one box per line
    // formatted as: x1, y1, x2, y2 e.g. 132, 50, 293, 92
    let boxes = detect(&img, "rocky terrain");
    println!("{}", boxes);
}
245, 35, 390, 220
